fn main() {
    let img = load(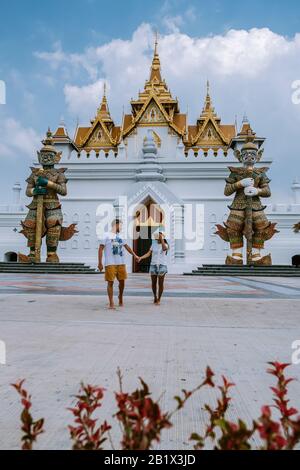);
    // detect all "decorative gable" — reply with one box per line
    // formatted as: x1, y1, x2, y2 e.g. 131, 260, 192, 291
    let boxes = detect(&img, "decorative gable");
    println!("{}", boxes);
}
86, 123, 112, 147
196, 121, 225, 146
139, 101, 166, 125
